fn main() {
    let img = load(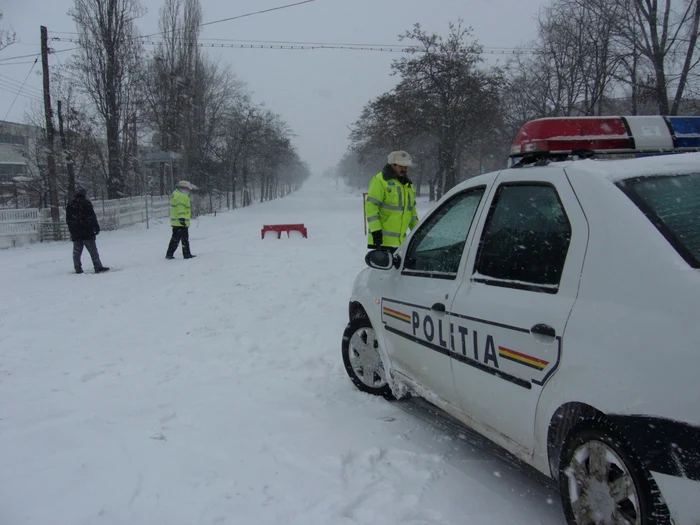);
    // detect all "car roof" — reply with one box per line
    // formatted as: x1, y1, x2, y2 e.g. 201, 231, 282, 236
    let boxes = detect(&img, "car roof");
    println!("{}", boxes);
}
447, 151, 700, 199
561, 151, 700, 182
